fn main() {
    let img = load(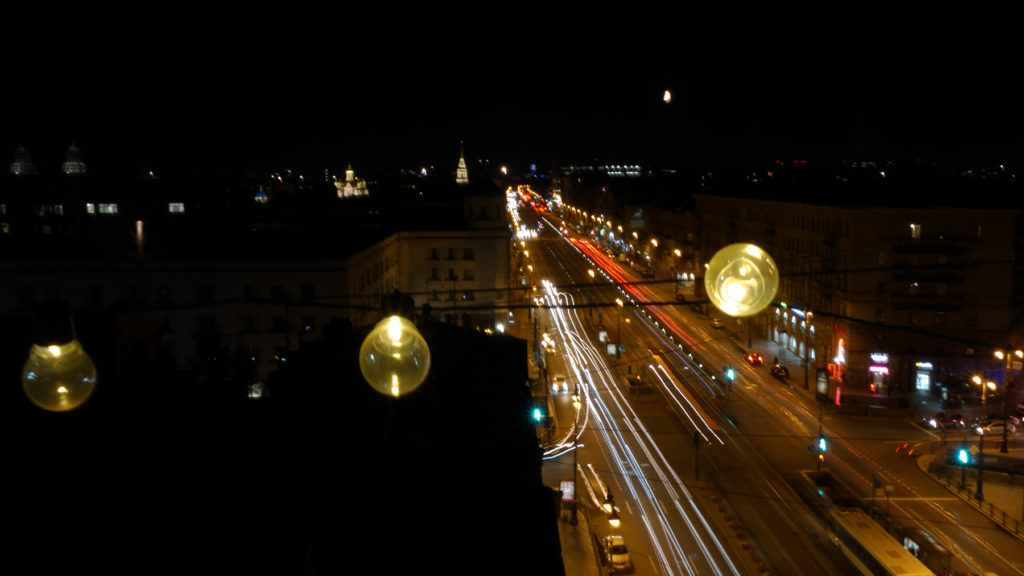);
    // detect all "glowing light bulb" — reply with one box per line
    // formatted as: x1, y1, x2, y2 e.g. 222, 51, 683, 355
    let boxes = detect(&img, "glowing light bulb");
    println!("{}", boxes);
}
360, 315, 431, 397
22, 340, 97, 412
704, 243, 779, 317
